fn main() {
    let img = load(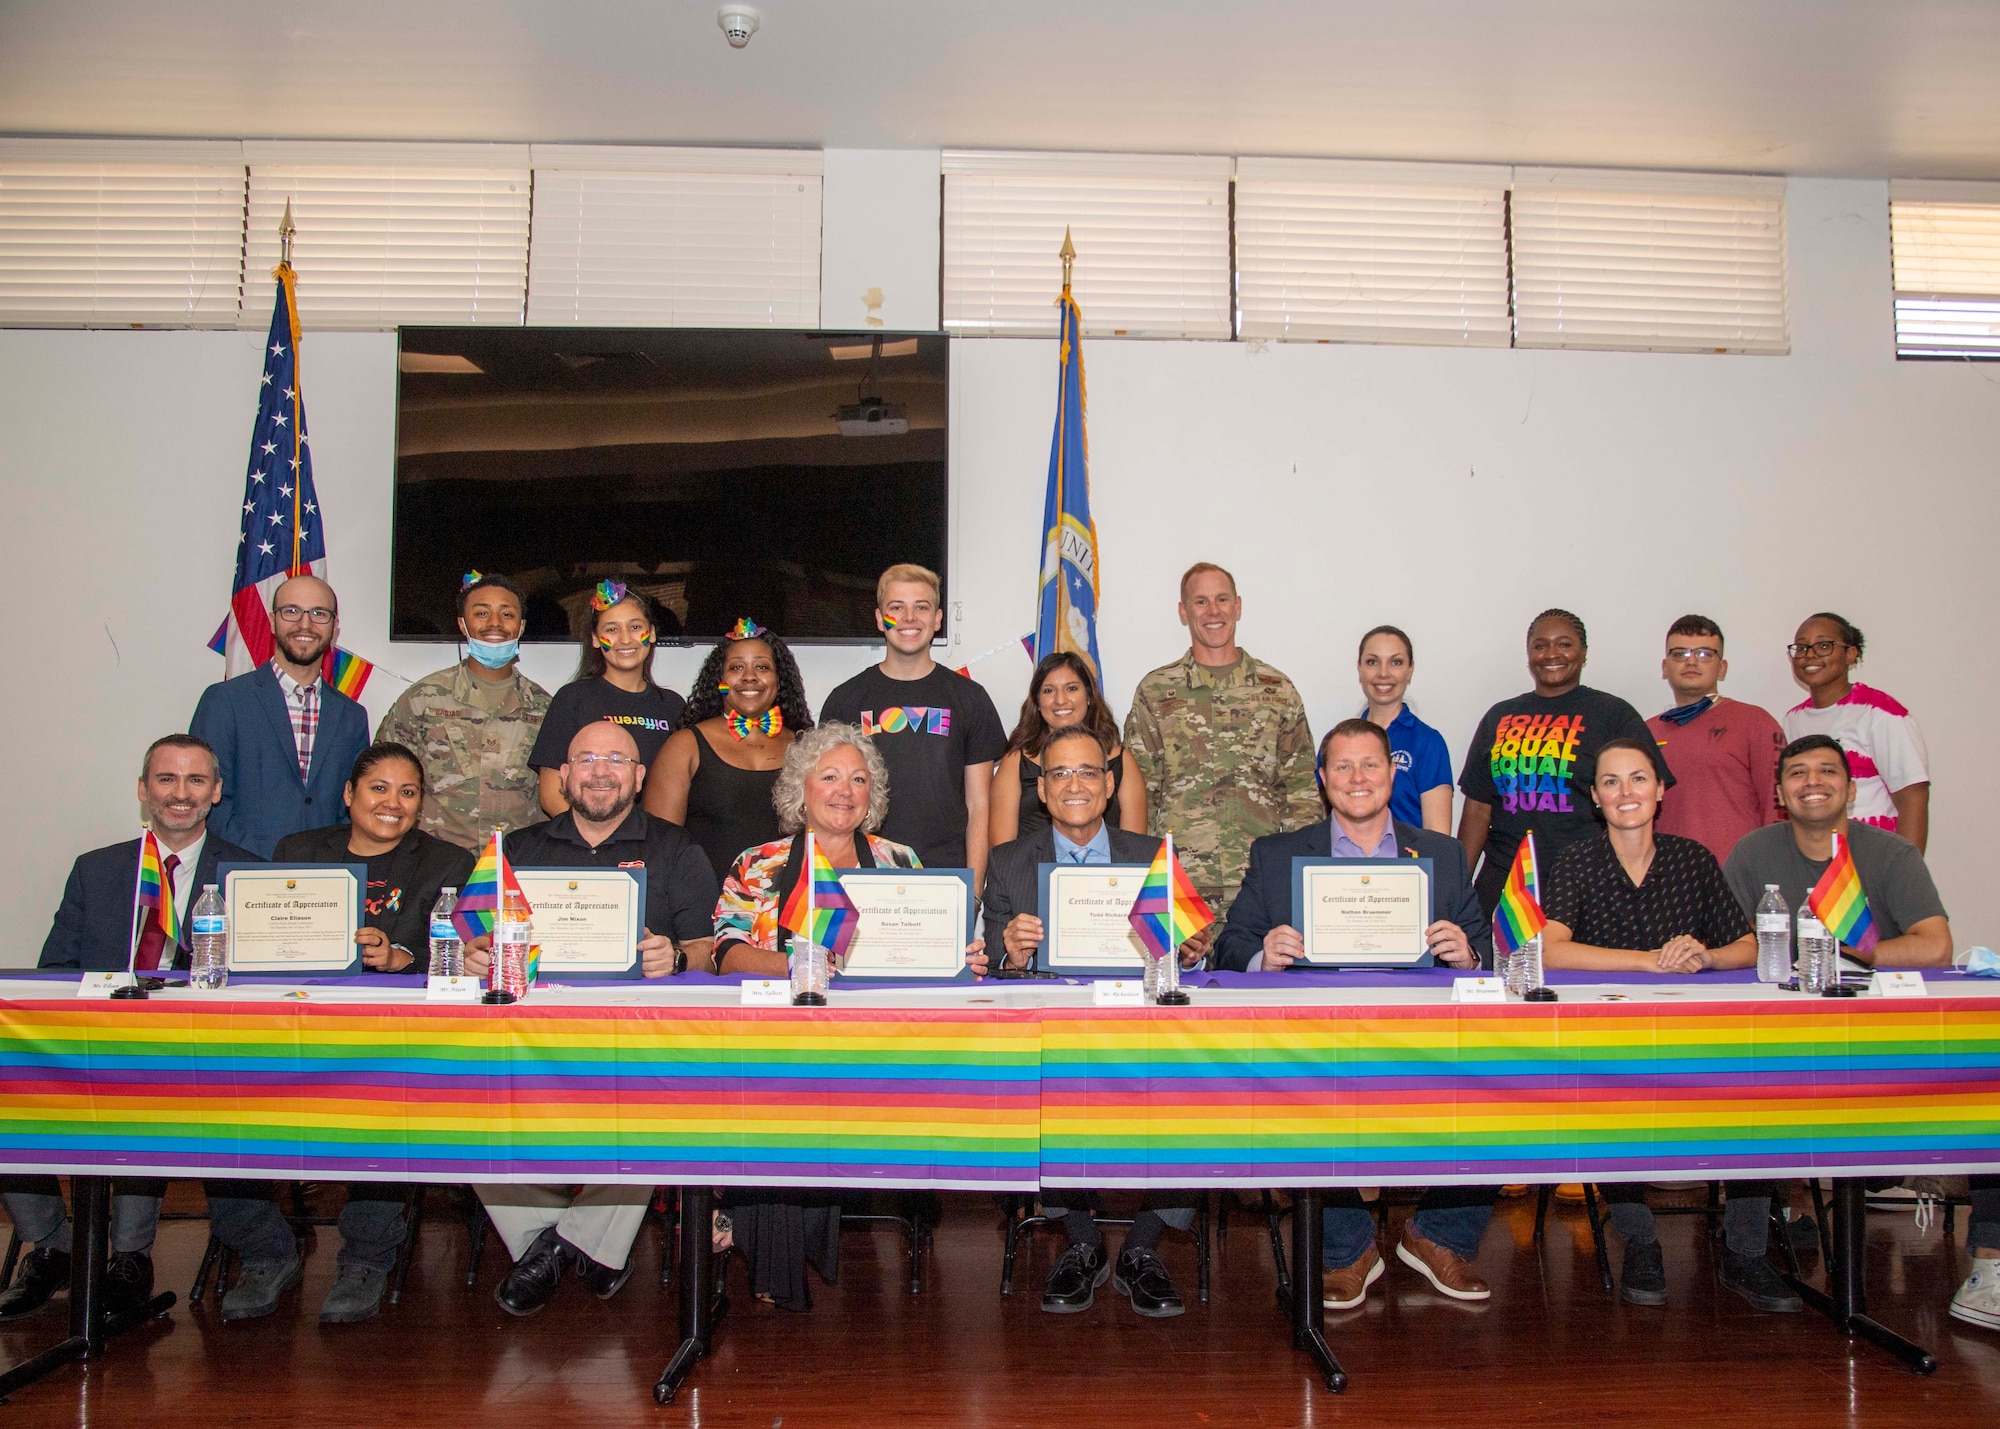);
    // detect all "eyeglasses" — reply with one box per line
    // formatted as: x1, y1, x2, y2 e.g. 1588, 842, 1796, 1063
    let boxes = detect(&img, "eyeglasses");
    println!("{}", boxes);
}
274, 604, 335, 626
1045, 765, 1109, 783
1666, 647, 1720, 663
1787, 639, 1850, 659
570, 752, 638, 768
